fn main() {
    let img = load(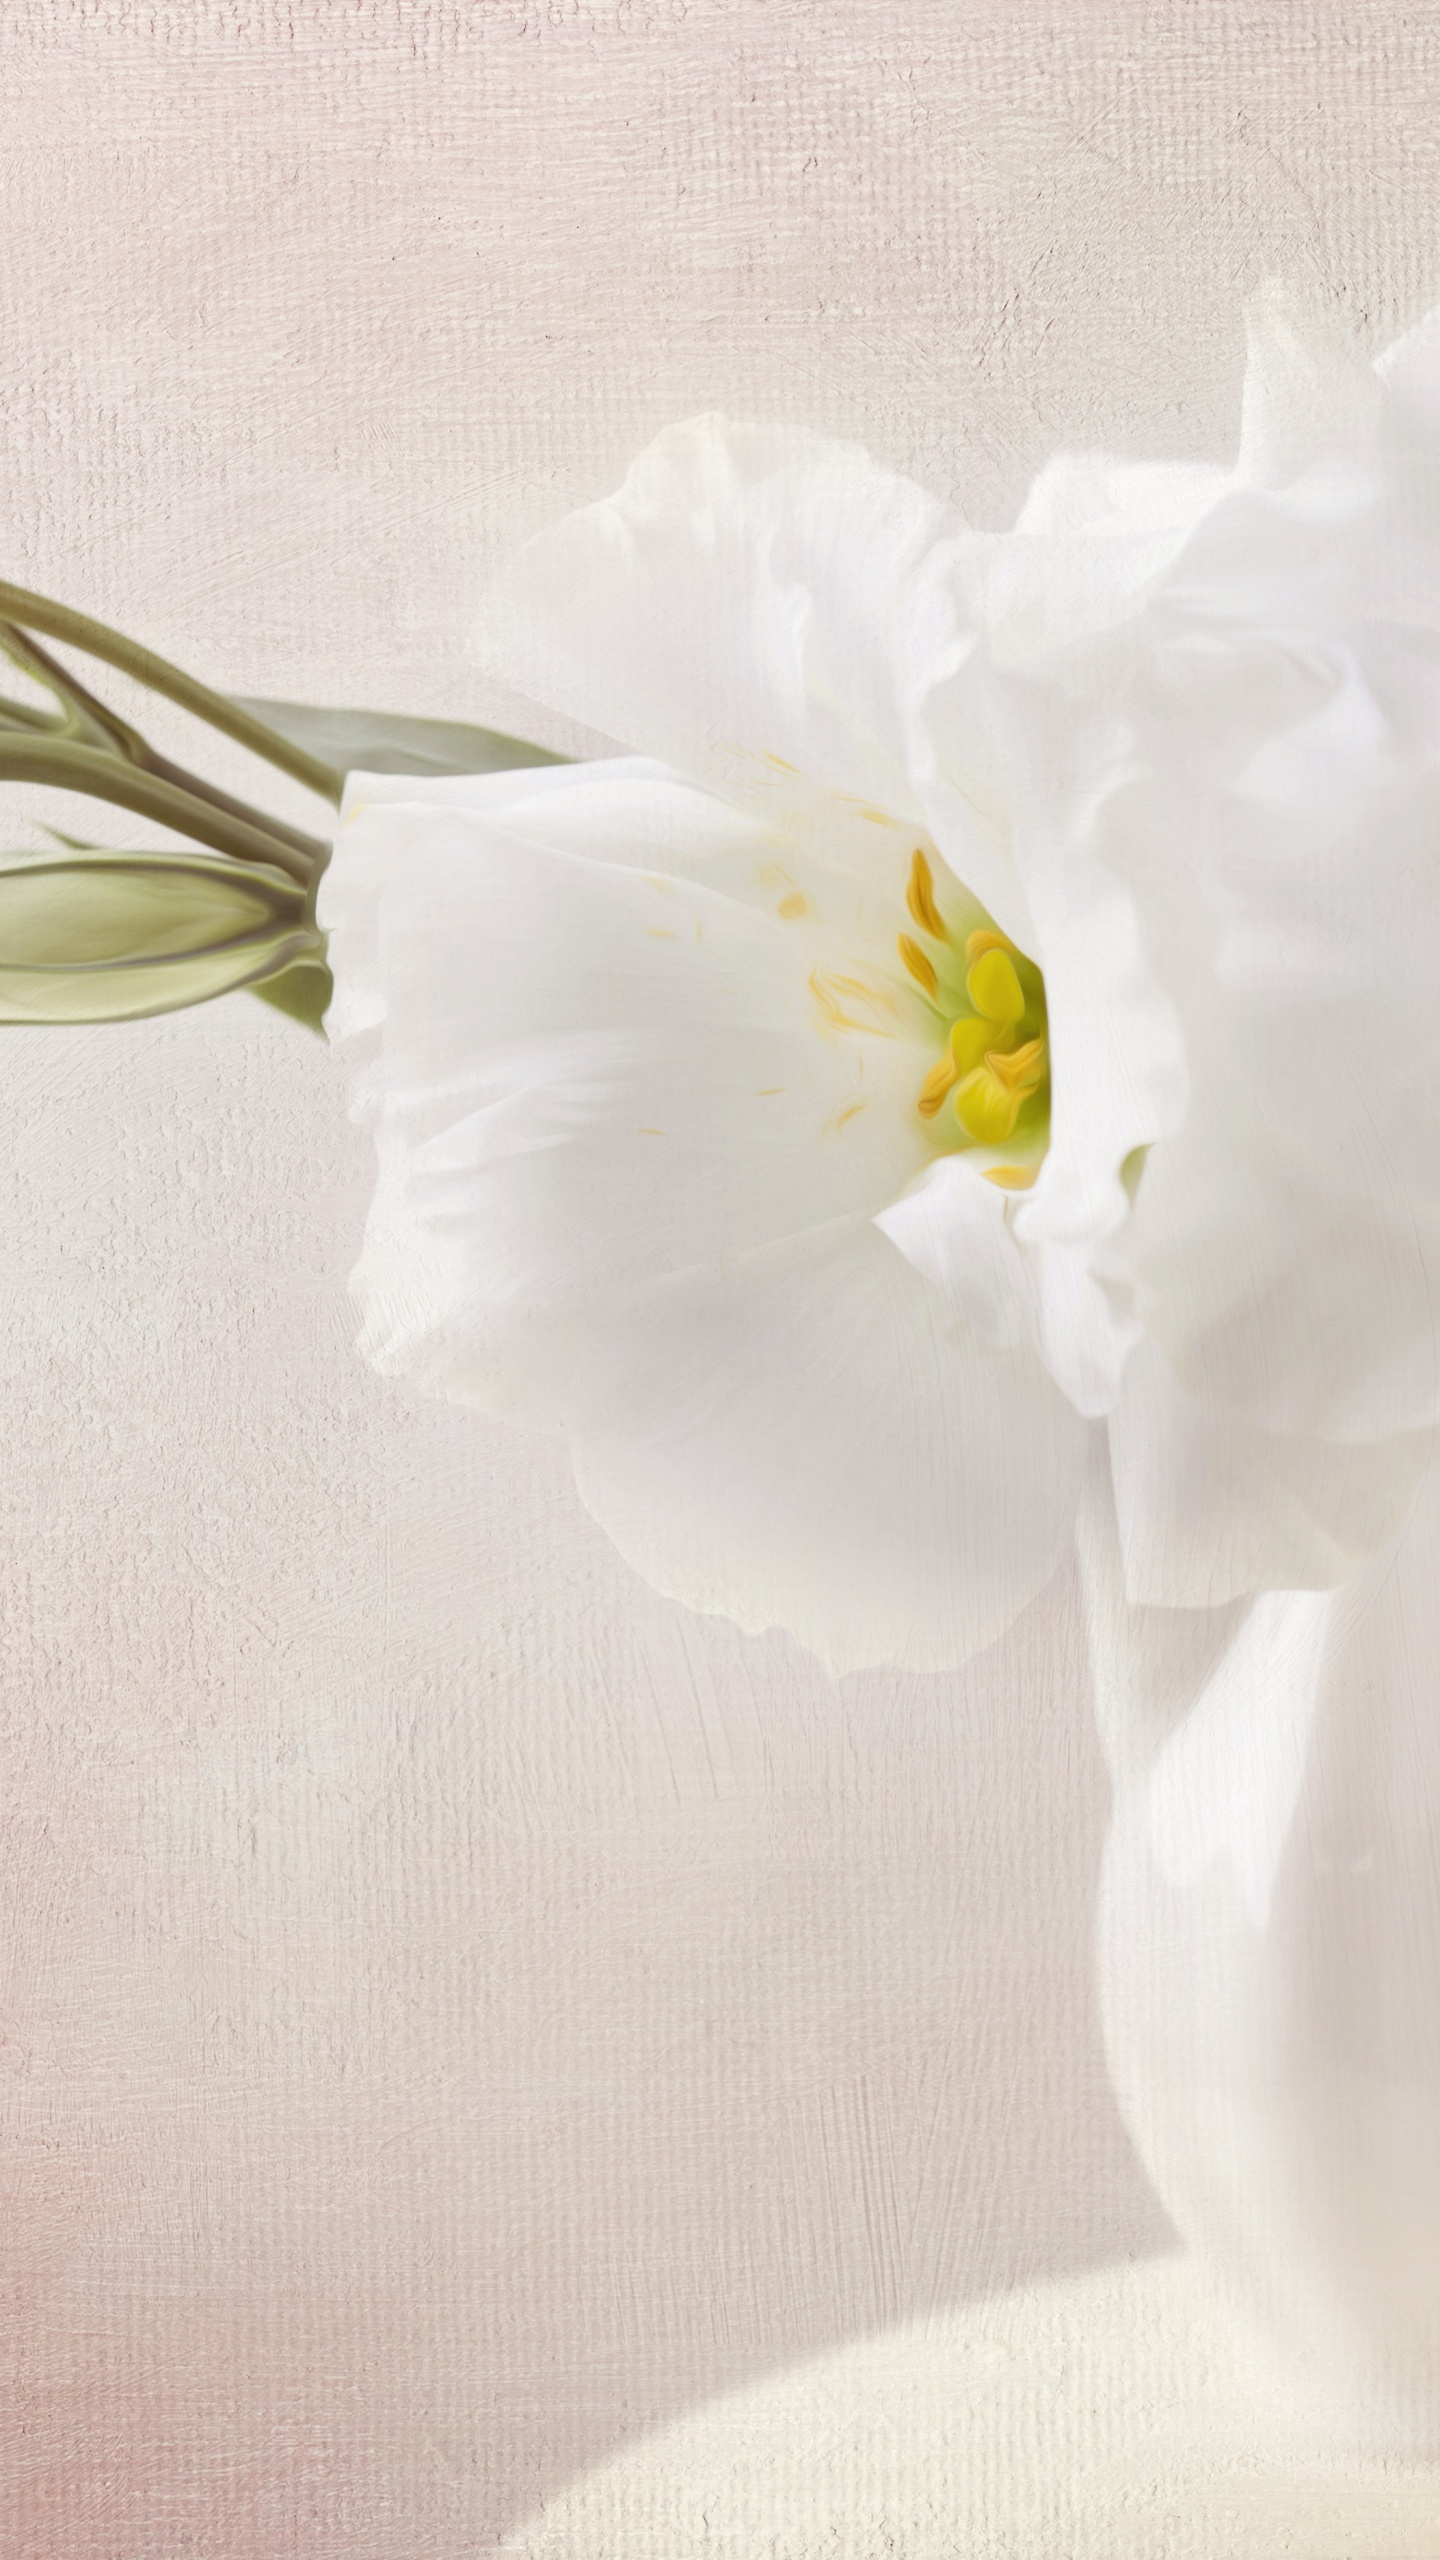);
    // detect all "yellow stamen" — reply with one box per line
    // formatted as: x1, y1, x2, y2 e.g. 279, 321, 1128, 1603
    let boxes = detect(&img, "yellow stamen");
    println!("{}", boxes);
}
966, 929, 1008, 964
897, 934, 939, 999
953, 1064, 1021, 1144
904, 892, 1049, 1166
905, 847, 947, 940
948, 1015, 993, 1076
988, 1035, 1046, 1097
917, 1054, 959, 1117
966, 945, 1025, 1026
